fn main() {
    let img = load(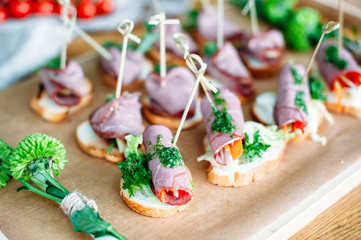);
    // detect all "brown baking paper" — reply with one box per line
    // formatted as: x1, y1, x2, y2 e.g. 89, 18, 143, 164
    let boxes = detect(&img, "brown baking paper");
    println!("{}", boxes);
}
1, 7, 361, 240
